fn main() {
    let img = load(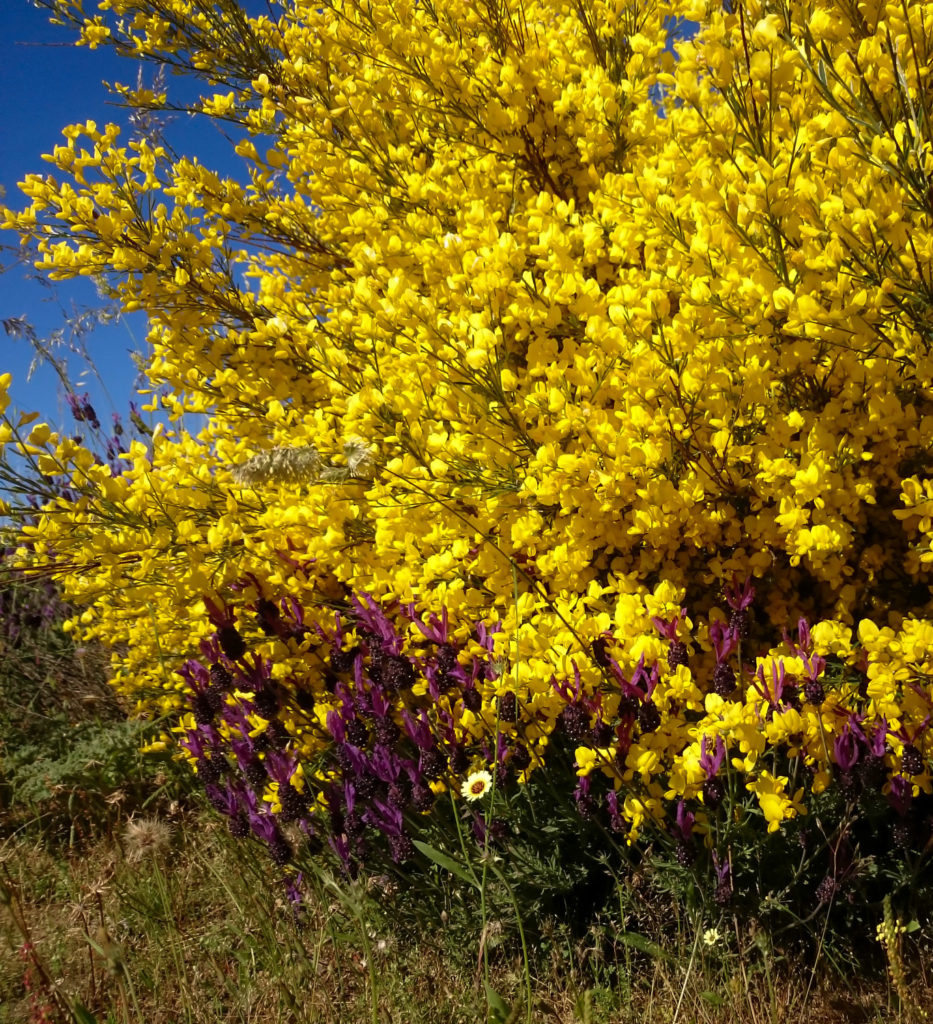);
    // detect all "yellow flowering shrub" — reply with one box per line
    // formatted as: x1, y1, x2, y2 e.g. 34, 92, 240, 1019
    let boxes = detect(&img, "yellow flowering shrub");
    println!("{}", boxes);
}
4, 0, 933, 868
